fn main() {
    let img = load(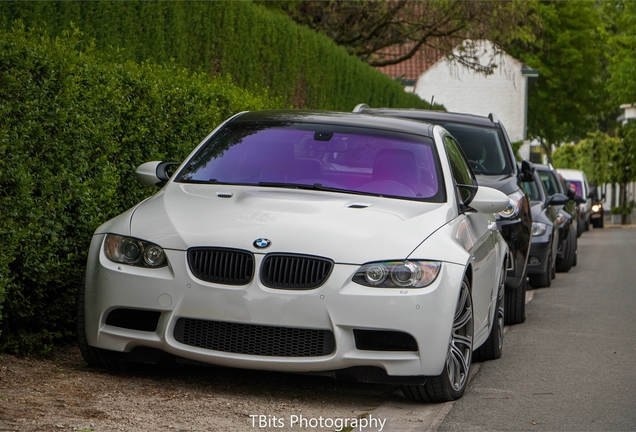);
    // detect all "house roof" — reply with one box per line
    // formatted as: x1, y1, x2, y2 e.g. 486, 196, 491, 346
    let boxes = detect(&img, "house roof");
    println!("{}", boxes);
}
374, 45, 446, 84
375, 40, 538, 86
